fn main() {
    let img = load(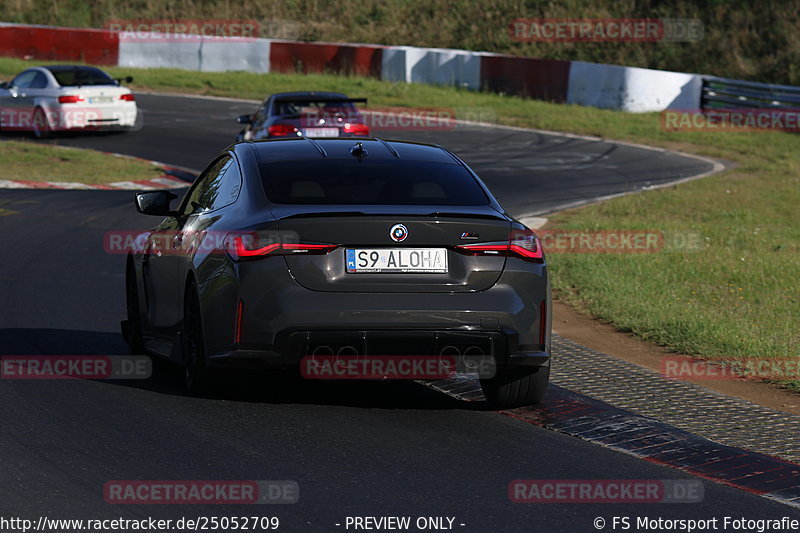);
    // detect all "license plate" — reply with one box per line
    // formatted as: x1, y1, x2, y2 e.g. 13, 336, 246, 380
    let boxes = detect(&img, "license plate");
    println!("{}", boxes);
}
302, 127, 339, 137
346, 248, 448, 273
88, 96, 114, 104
